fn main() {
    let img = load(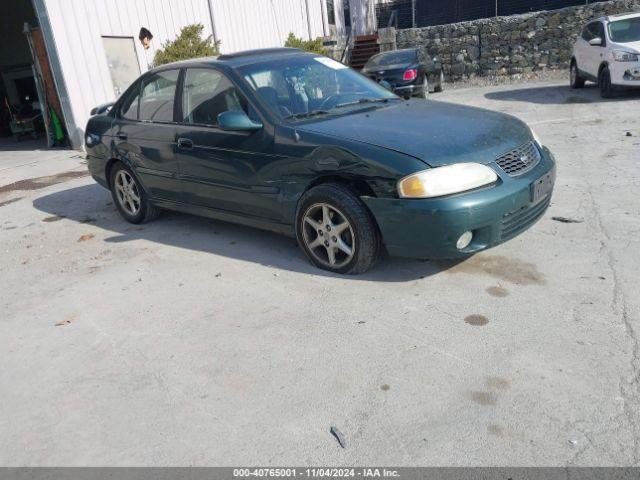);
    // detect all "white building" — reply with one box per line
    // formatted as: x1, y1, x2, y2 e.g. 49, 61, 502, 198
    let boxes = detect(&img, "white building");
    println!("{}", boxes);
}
1, 0, 379, 149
